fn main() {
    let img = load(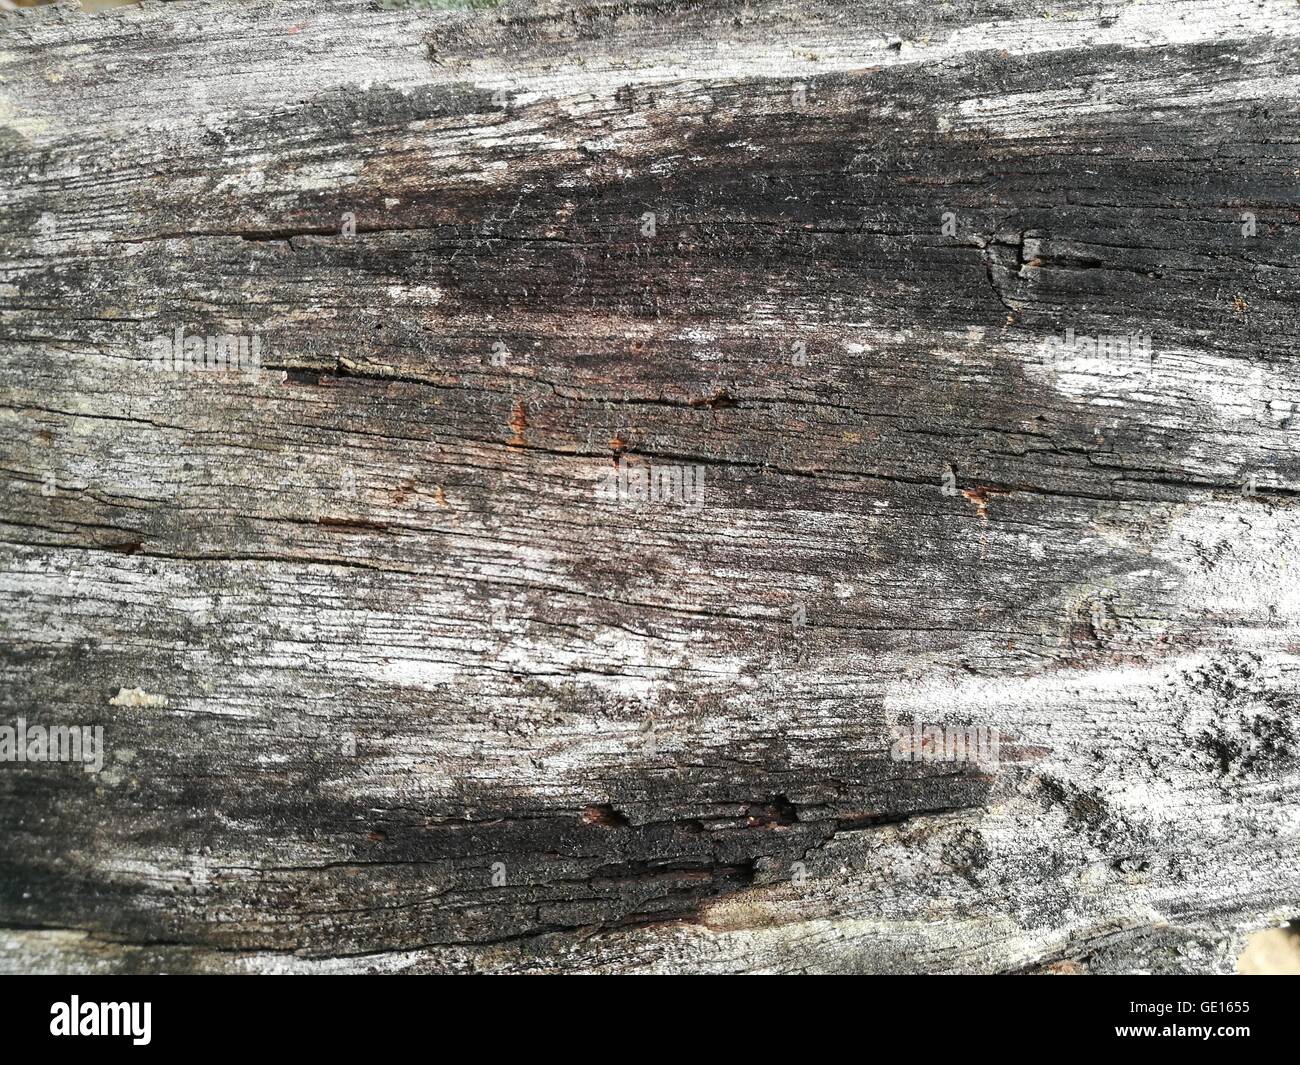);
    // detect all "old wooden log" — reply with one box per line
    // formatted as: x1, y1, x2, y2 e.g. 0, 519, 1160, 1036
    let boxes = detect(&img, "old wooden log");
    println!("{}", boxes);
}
1, 0, 1298, 974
